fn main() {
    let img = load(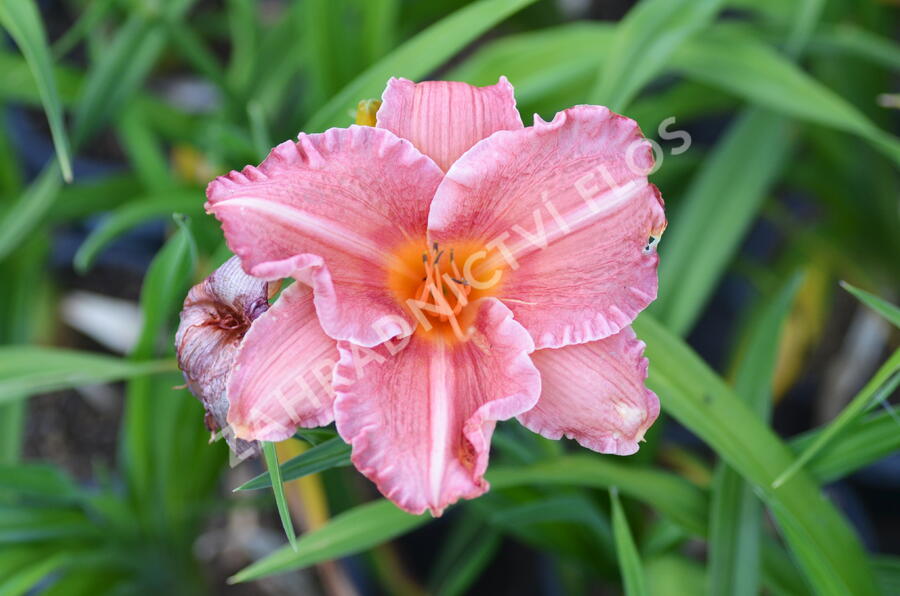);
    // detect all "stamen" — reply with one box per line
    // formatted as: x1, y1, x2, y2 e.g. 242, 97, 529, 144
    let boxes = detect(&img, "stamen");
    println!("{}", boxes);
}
408, 242, 473, 342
